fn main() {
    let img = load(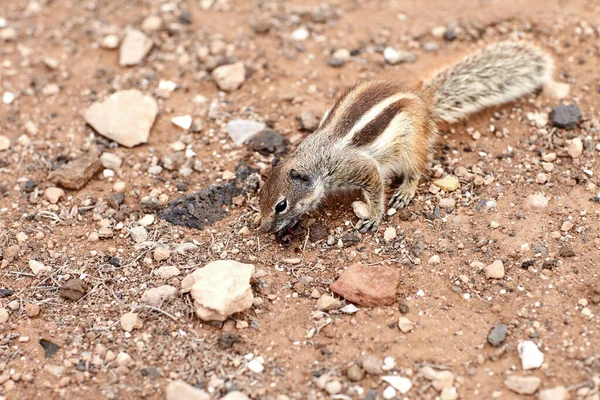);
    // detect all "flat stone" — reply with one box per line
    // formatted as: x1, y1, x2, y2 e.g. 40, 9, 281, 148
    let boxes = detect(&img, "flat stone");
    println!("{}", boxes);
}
154, 266, 181, 279
84, 90, 158, 148
60, 279, 87, 301
165, 380, 210, 400
330, 263, 399, 306
211, 61, 245, 92
221, 392, 251, 400
48, 150, 101, 190
226, 119, 265, 145
141, 285, 177, 307
549, 104, 582, 129
539, 386, 569, 400
504, 375, 541, 395
190, 260, 254, 321
119, 29, 153, 66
